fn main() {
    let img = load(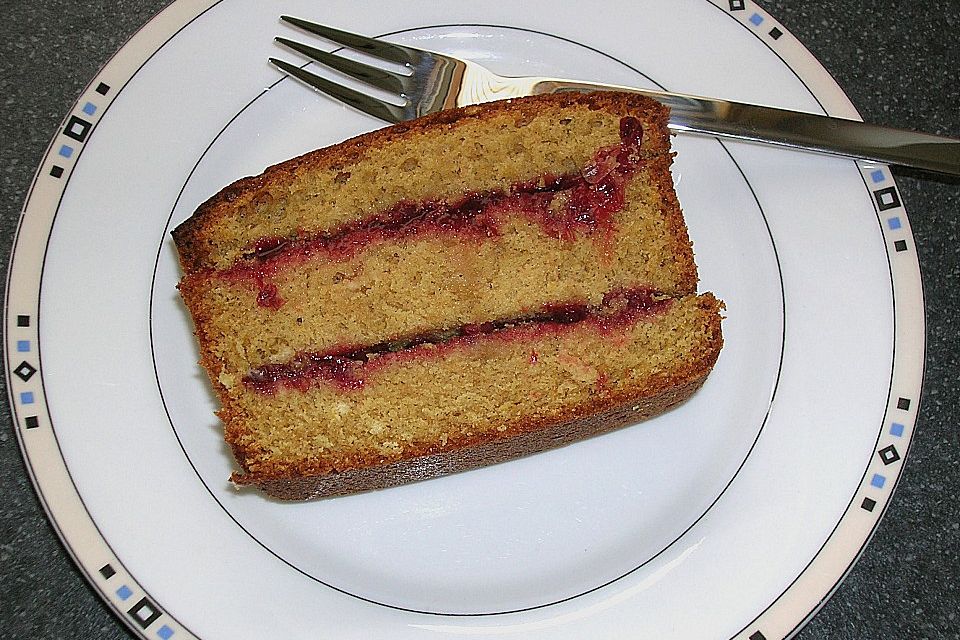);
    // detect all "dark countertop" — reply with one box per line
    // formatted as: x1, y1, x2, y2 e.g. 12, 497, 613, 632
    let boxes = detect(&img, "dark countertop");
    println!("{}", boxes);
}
1, 1, 957, 638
